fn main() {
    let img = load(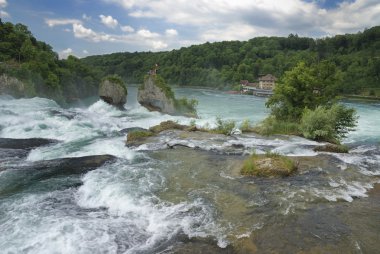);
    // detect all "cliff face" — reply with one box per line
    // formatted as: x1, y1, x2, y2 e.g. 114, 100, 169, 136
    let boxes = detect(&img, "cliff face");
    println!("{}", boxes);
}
0, 74, 25, 98
137, 75, 176, 114
99, 79, 127, 107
